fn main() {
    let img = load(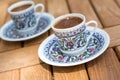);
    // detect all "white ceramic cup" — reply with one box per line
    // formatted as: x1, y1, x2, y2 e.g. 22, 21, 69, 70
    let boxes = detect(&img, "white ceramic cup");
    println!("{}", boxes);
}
51, 13, 98, 56
8, 1, 44, 35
